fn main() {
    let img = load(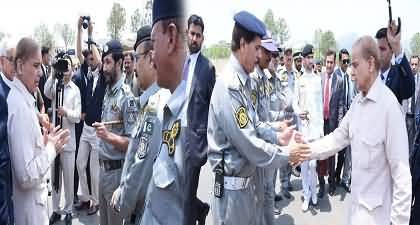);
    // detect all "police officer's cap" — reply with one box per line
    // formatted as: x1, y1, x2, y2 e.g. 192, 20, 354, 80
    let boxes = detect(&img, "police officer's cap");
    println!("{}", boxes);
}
103, 39, 123, 59
152, 0, 185, 26
134, 25, 152, 51
233, 11, 266, 37
302, 44, 314, 57
293, 51, 303, 59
